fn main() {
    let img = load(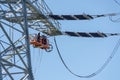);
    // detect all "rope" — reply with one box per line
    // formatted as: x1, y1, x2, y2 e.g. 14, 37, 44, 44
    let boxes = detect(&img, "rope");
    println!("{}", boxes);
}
54, 36, 120, 78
